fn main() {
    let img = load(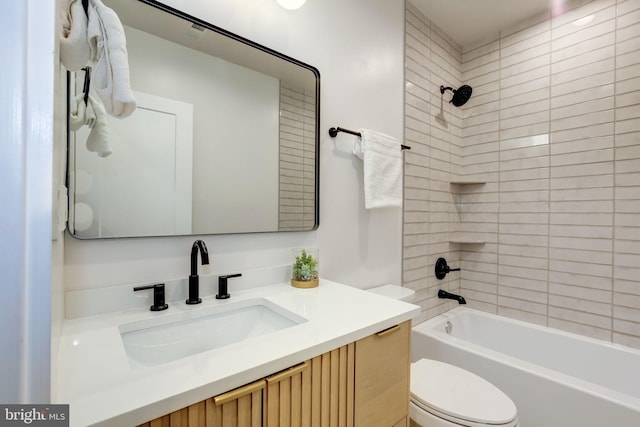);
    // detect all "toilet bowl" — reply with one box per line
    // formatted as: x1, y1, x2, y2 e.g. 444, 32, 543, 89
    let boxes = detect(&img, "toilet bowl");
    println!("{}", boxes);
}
366, 285, 519, 427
